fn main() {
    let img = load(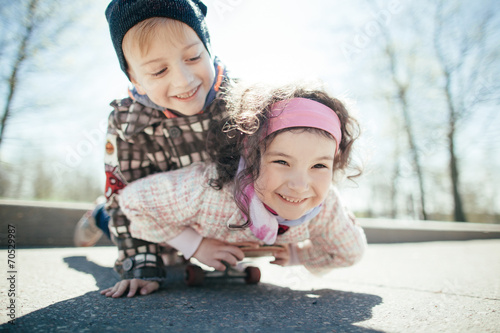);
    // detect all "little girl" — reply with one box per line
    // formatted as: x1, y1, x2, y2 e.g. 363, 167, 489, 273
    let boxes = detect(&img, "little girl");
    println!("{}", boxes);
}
102, 82, 367, 297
